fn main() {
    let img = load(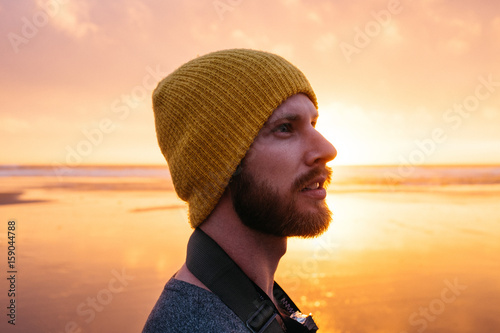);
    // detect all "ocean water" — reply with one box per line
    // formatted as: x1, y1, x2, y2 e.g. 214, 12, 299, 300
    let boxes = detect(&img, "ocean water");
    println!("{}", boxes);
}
1, 165, 499, 332
2, 164, 500, 184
